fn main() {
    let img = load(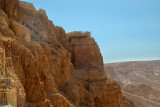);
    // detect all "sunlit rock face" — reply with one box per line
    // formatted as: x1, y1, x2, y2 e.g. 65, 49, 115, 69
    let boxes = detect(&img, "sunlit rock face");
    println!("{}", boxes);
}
66, 31, 103, 69
105, 60, 160, 107
66, 32, 134, 107
0, 45, 25, 107
0, 0, 134, 107
0, 0, 20, 21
